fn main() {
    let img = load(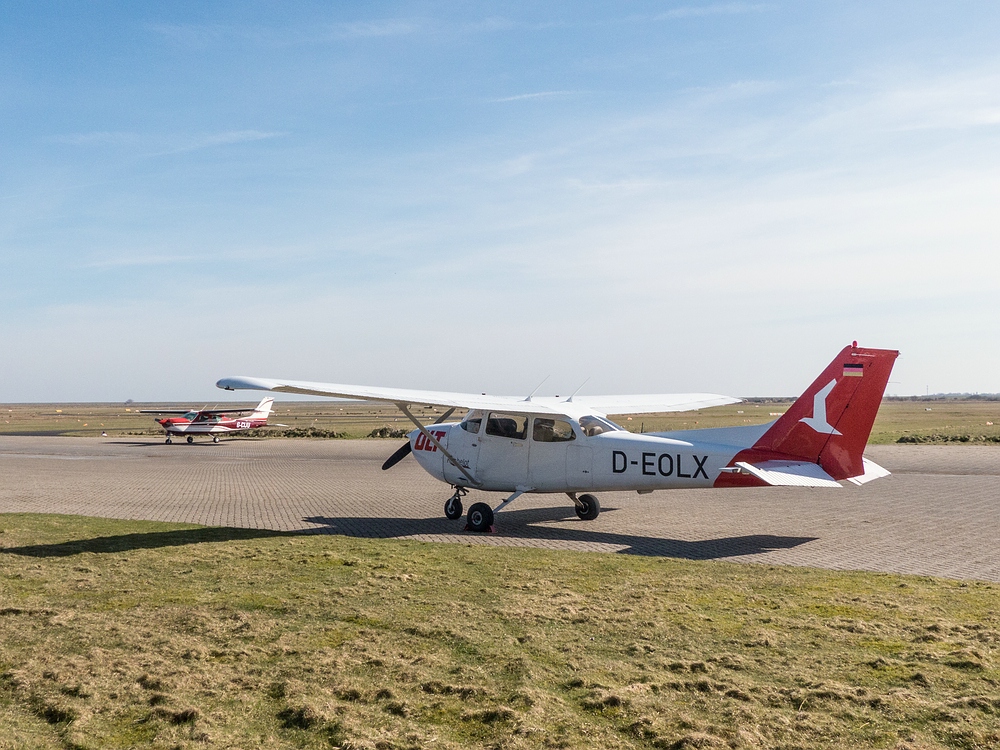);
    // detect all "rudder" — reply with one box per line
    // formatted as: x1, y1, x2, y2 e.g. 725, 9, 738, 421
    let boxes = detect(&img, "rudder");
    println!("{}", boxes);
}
718, 343, 898, 484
